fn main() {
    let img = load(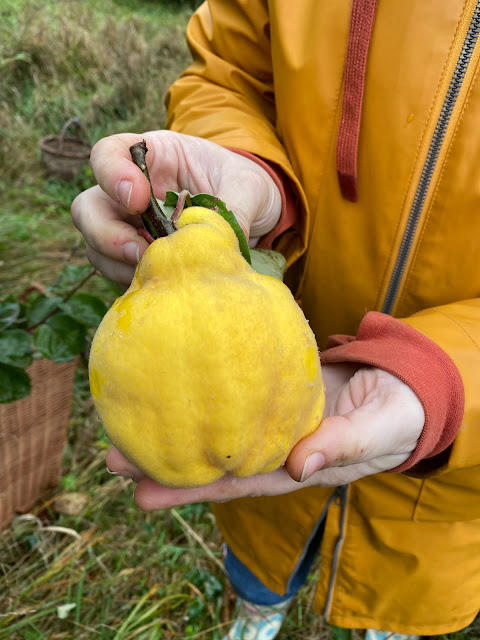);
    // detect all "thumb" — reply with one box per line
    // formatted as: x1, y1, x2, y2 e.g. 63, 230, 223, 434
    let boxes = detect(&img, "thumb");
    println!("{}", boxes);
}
286, 409, 388, 483
90, 133, 152, 214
